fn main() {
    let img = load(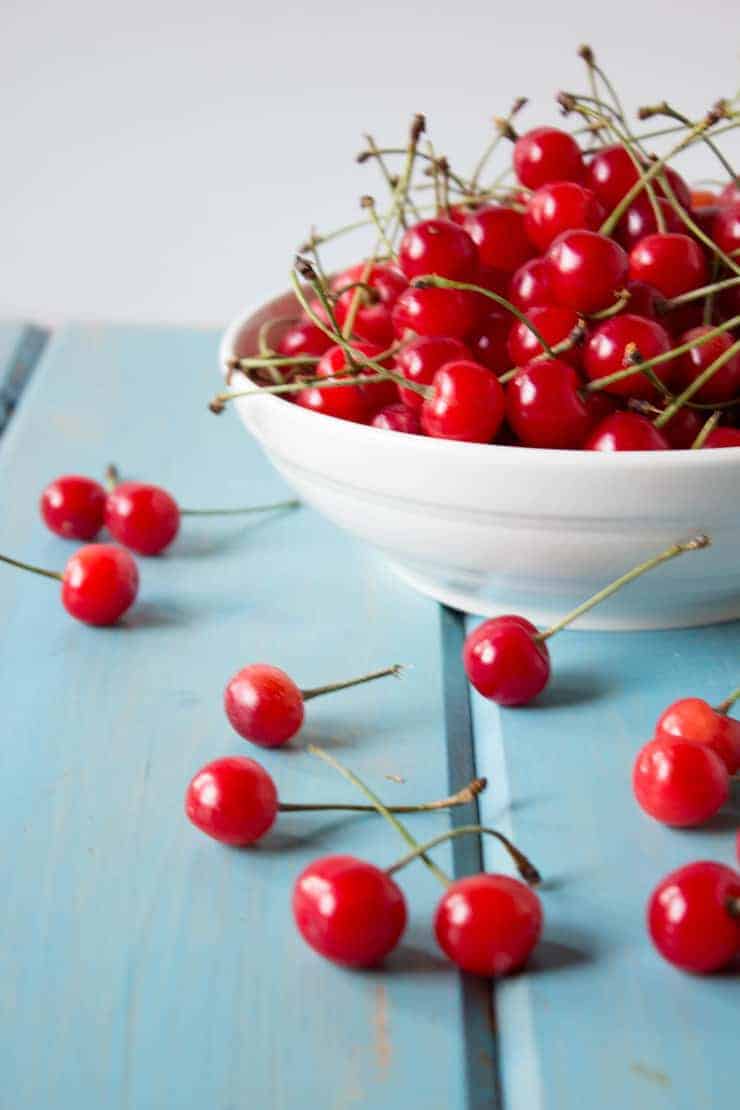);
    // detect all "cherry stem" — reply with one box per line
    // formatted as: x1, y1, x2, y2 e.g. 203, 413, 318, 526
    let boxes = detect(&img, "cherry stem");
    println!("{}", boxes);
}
386, 824, 541, 886
498, 321, 586, 385
589, 289, 630, 320
727, 897, 740, 921
301, 663, 407, 702
180, 499, 300, 517
307, 745, 453, 887
638, 101, 736, 180
655, 338, 740, 427
105, 463, 119, 492
279, 776, 487, 815
535, 535, 711, 641
470, 96, 528, 192
690, 411, 721, 449
209, 371, 389, 412
716, 686, 740, 715
654, 167, 740, 277
662, 274, 740, 310
0, 552, 62, 583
